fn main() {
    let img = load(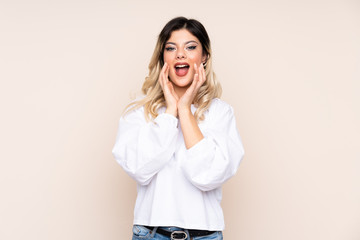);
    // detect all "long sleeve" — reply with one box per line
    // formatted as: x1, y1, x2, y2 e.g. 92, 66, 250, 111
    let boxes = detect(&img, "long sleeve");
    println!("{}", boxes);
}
180, 100, 244, 191
112, 107, 179, 185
